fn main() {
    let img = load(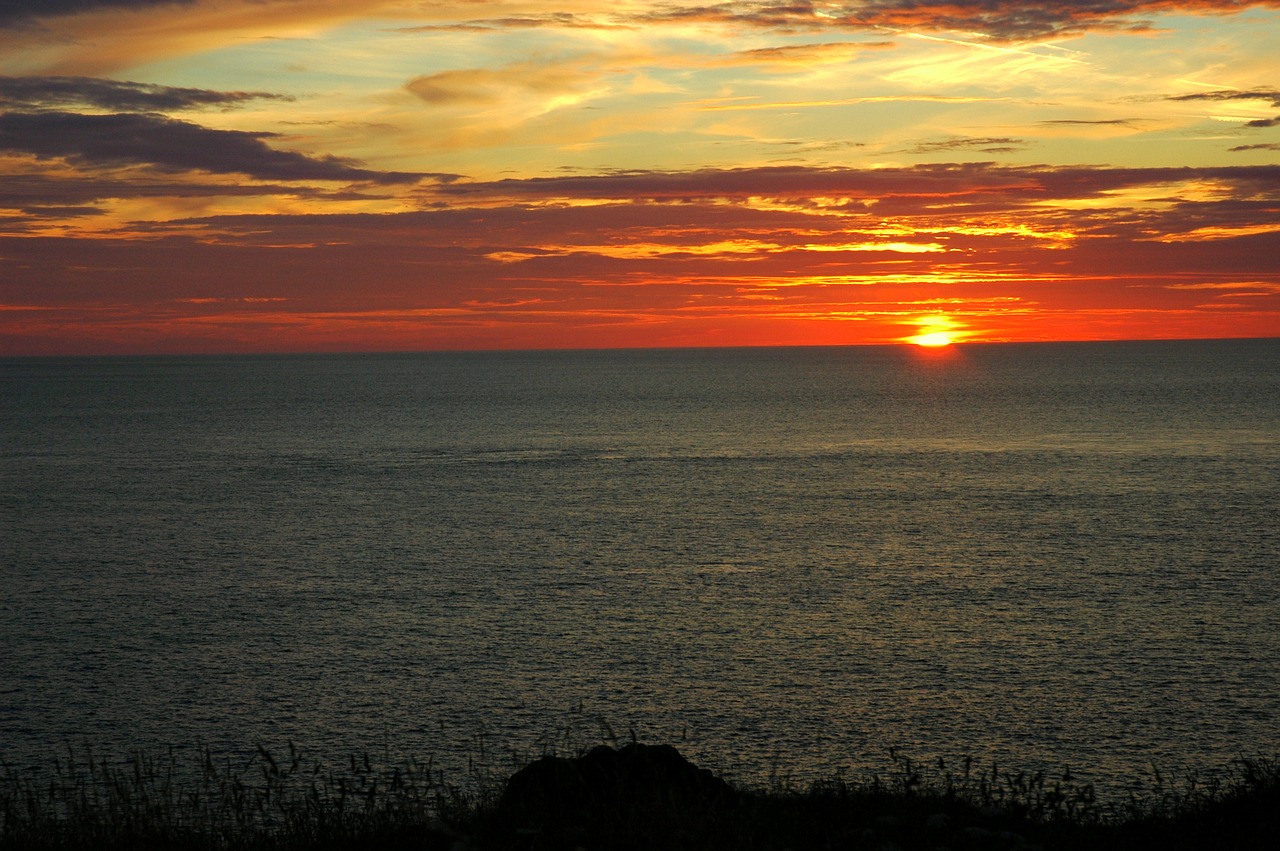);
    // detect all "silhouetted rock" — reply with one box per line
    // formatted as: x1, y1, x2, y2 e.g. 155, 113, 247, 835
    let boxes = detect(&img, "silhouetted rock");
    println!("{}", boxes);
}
495, 743, 738, 842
